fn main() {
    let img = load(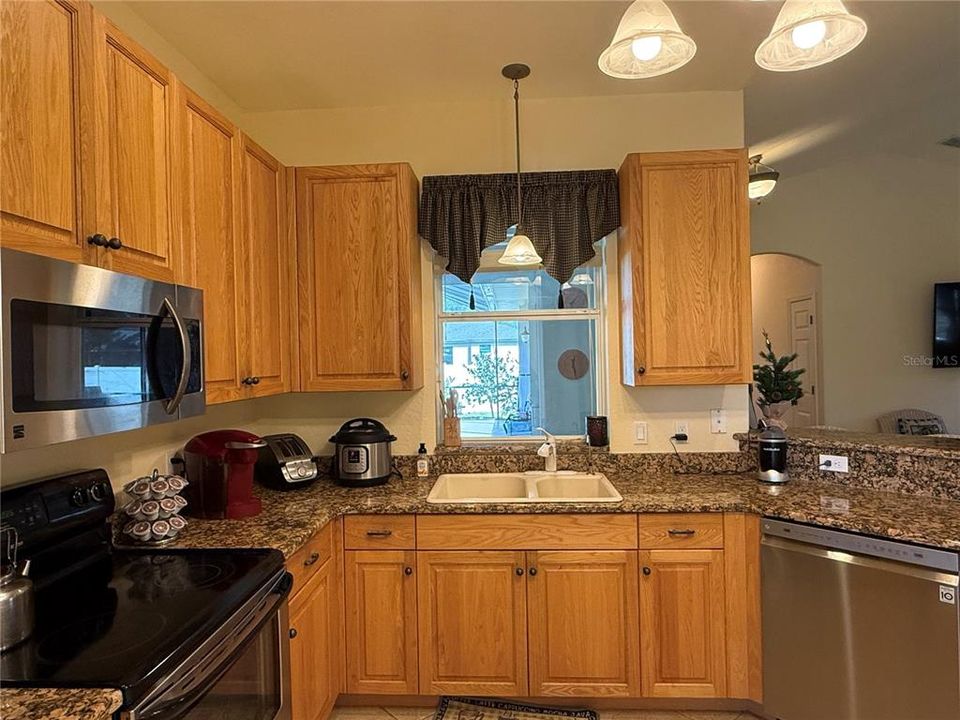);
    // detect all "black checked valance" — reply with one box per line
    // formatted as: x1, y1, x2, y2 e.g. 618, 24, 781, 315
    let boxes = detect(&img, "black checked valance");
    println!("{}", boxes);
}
418, 169, 620, 286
